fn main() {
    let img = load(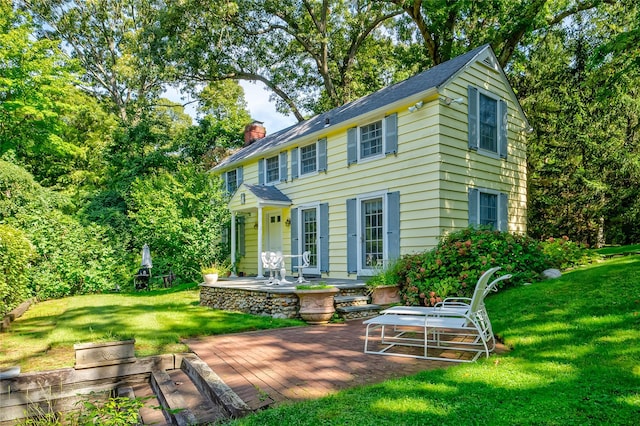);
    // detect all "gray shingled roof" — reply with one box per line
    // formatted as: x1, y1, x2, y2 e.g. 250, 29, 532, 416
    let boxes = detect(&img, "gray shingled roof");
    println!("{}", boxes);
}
245, 184, 292, 203
215, 44, 490, 170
